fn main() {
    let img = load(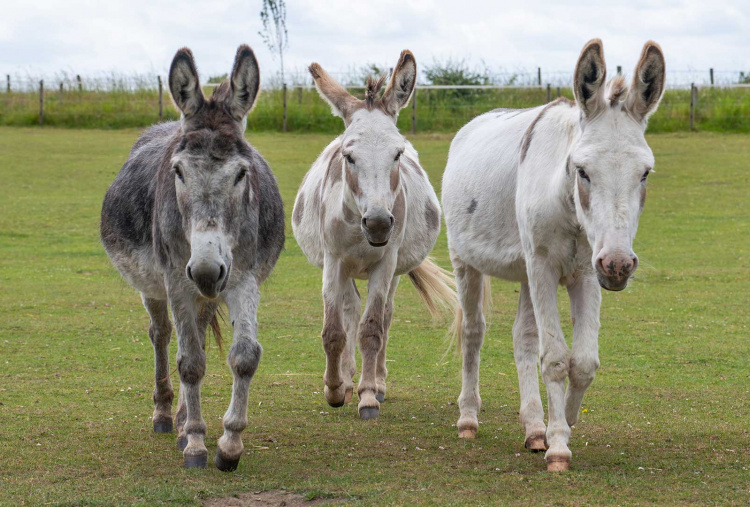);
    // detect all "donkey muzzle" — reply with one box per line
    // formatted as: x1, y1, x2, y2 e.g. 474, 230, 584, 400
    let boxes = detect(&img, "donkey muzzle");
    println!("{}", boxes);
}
187, 230, 231, 298
361, 211, 394, 247
595, 252, 638, 291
